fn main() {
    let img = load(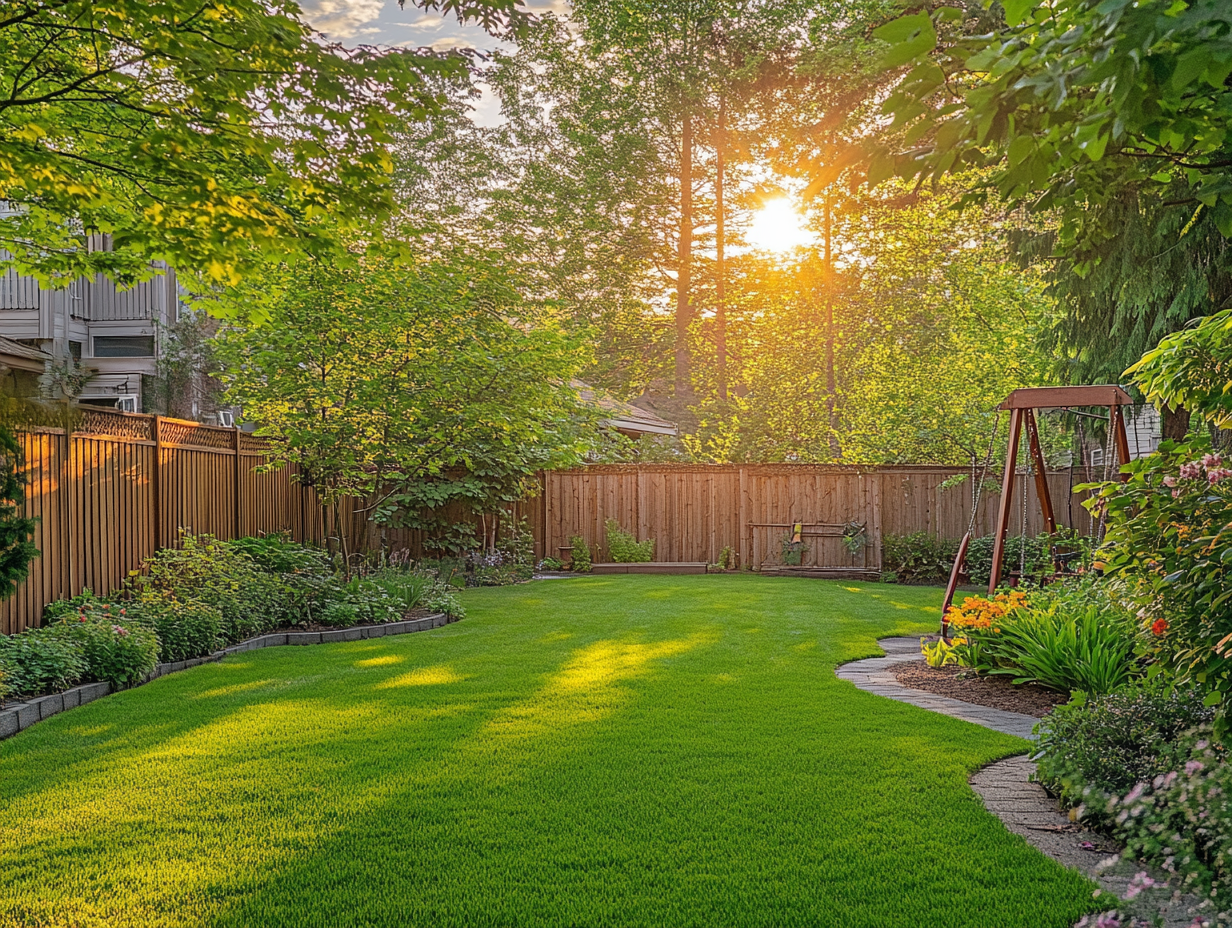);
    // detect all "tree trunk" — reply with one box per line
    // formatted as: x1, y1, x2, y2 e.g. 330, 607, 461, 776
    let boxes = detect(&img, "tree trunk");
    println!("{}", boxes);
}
823, 191, 841, 460
675, 109, 694, 399
715, 97, 727, 403
1162, 405, 1191, 442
